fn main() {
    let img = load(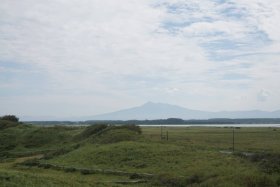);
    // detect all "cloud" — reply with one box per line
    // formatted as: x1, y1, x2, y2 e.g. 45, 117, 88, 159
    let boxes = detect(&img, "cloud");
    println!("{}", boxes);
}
0, 0, 280, 117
